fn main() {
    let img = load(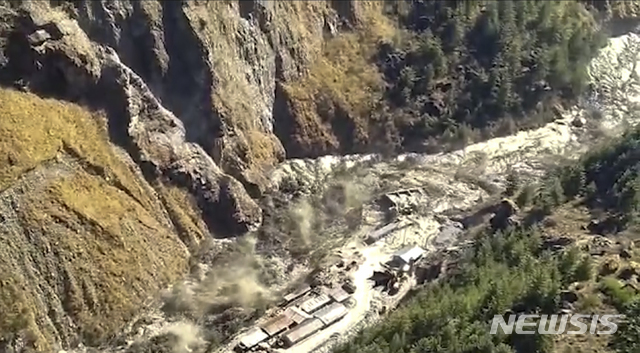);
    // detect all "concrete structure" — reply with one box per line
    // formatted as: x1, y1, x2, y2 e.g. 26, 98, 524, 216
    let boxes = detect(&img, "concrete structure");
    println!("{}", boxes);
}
313, 302, 348, 326
391, 245, 425, 267
281, 318, 325, 347
238, 327, 269, 350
